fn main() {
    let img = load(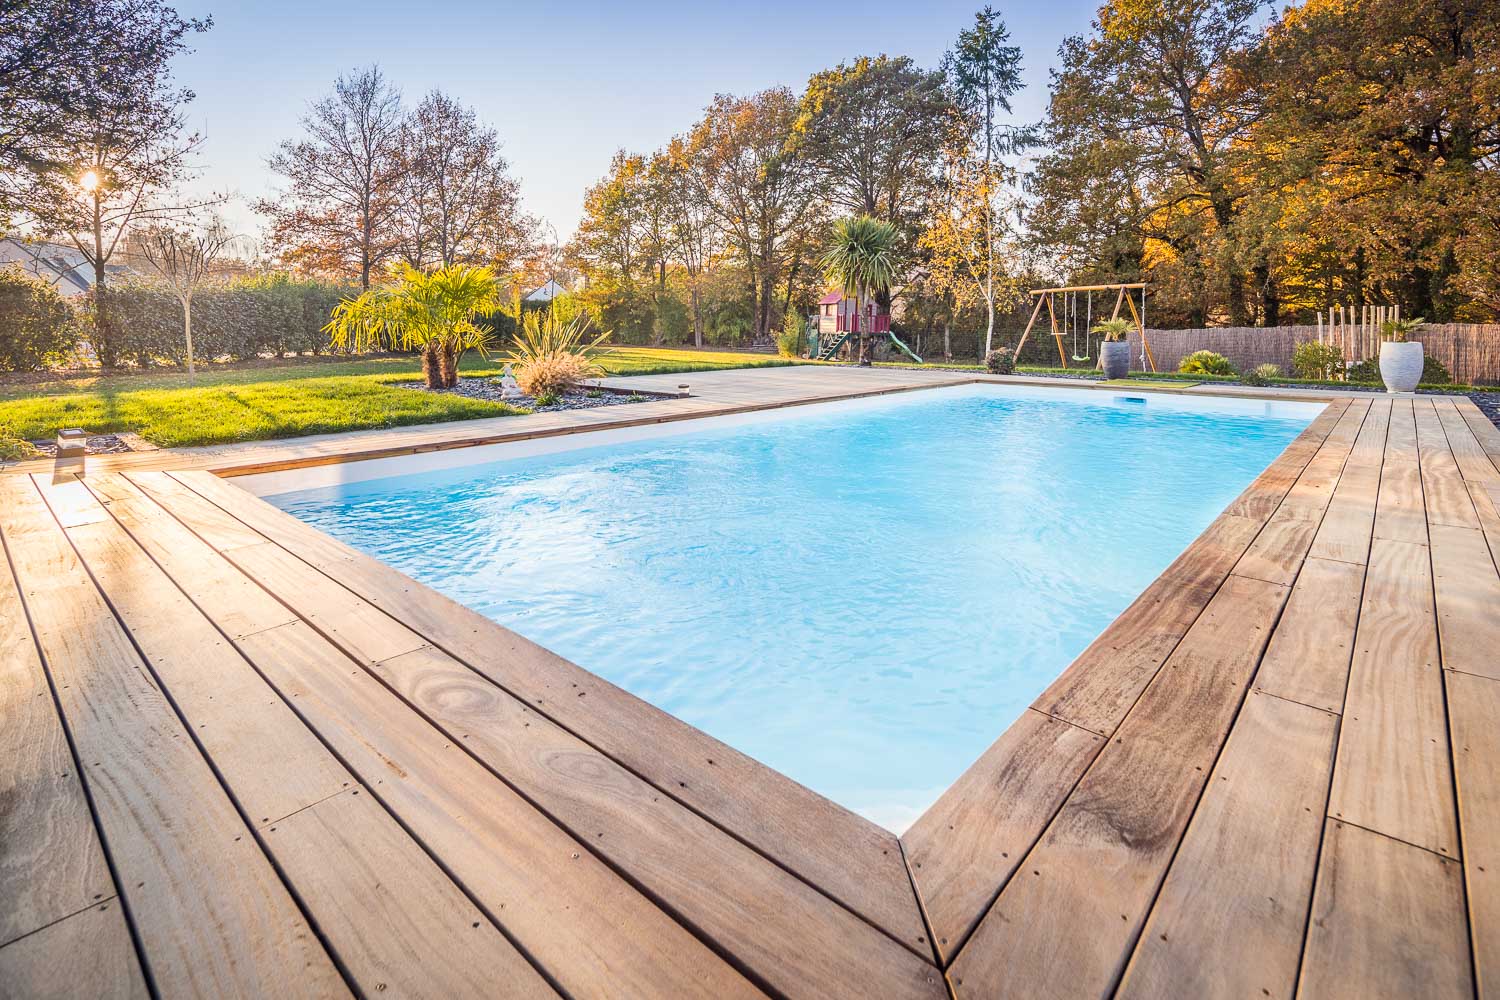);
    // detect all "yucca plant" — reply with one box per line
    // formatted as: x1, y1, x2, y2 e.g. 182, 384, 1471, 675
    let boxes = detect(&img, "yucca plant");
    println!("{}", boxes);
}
508, 309, 612, 398
324, 263, 501, 389
821, 215, 898, 366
